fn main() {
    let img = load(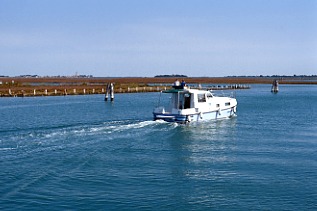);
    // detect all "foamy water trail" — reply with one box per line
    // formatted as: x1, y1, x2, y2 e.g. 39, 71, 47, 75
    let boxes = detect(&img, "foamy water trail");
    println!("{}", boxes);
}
1, 118, 235, 152
0, 120, 171, 152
